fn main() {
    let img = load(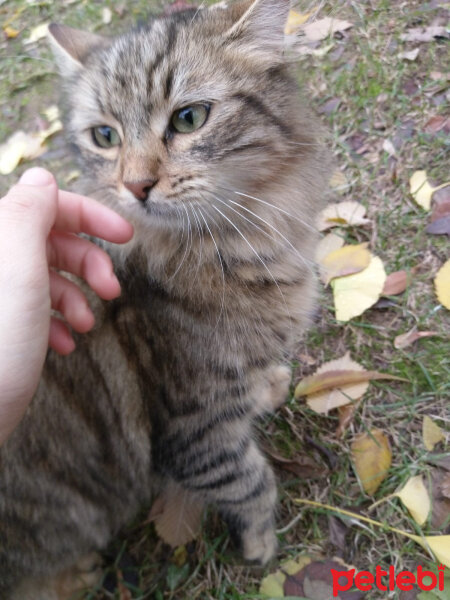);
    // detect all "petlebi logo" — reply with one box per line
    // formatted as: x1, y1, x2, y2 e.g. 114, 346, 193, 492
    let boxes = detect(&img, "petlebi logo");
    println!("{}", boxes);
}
331, 564, 446, 596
